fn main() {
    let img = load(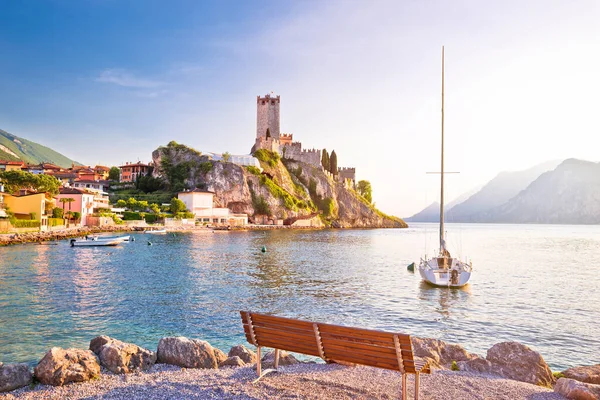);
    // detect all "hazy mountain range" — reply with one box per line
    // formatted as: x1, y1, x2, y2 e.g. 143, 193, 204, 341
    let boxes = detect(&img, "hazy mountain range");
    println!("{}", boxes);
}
0, 129, 79, 168
406, 159, 600, 224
